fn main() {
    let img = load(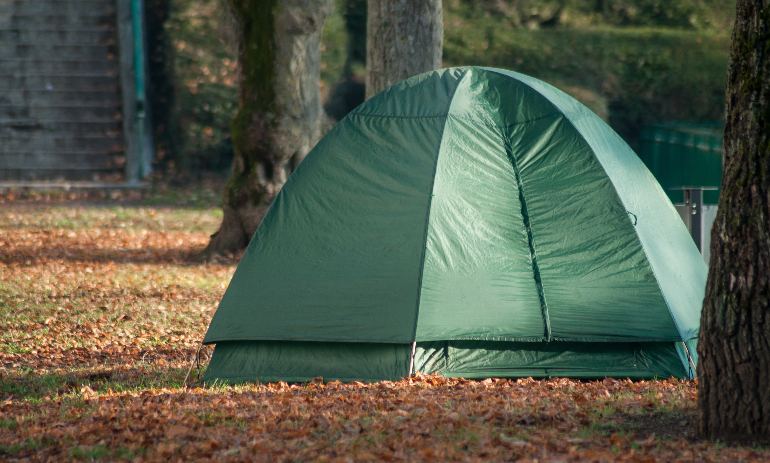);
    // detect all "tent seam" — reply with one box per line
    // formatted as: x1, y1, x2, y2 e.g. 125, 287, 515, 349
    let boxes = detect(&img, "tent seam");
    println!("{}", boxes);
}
482, 67, 686, 345
409, 68, 470, 345
627, 238, 685, 340
348, 112, 562, 126
450, 112, 563, 129
504, 137, 551, 342
202, 334, 685, 344
418, 339, 687, 345
201, 337, 412, 345
349, 112, 447, 120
